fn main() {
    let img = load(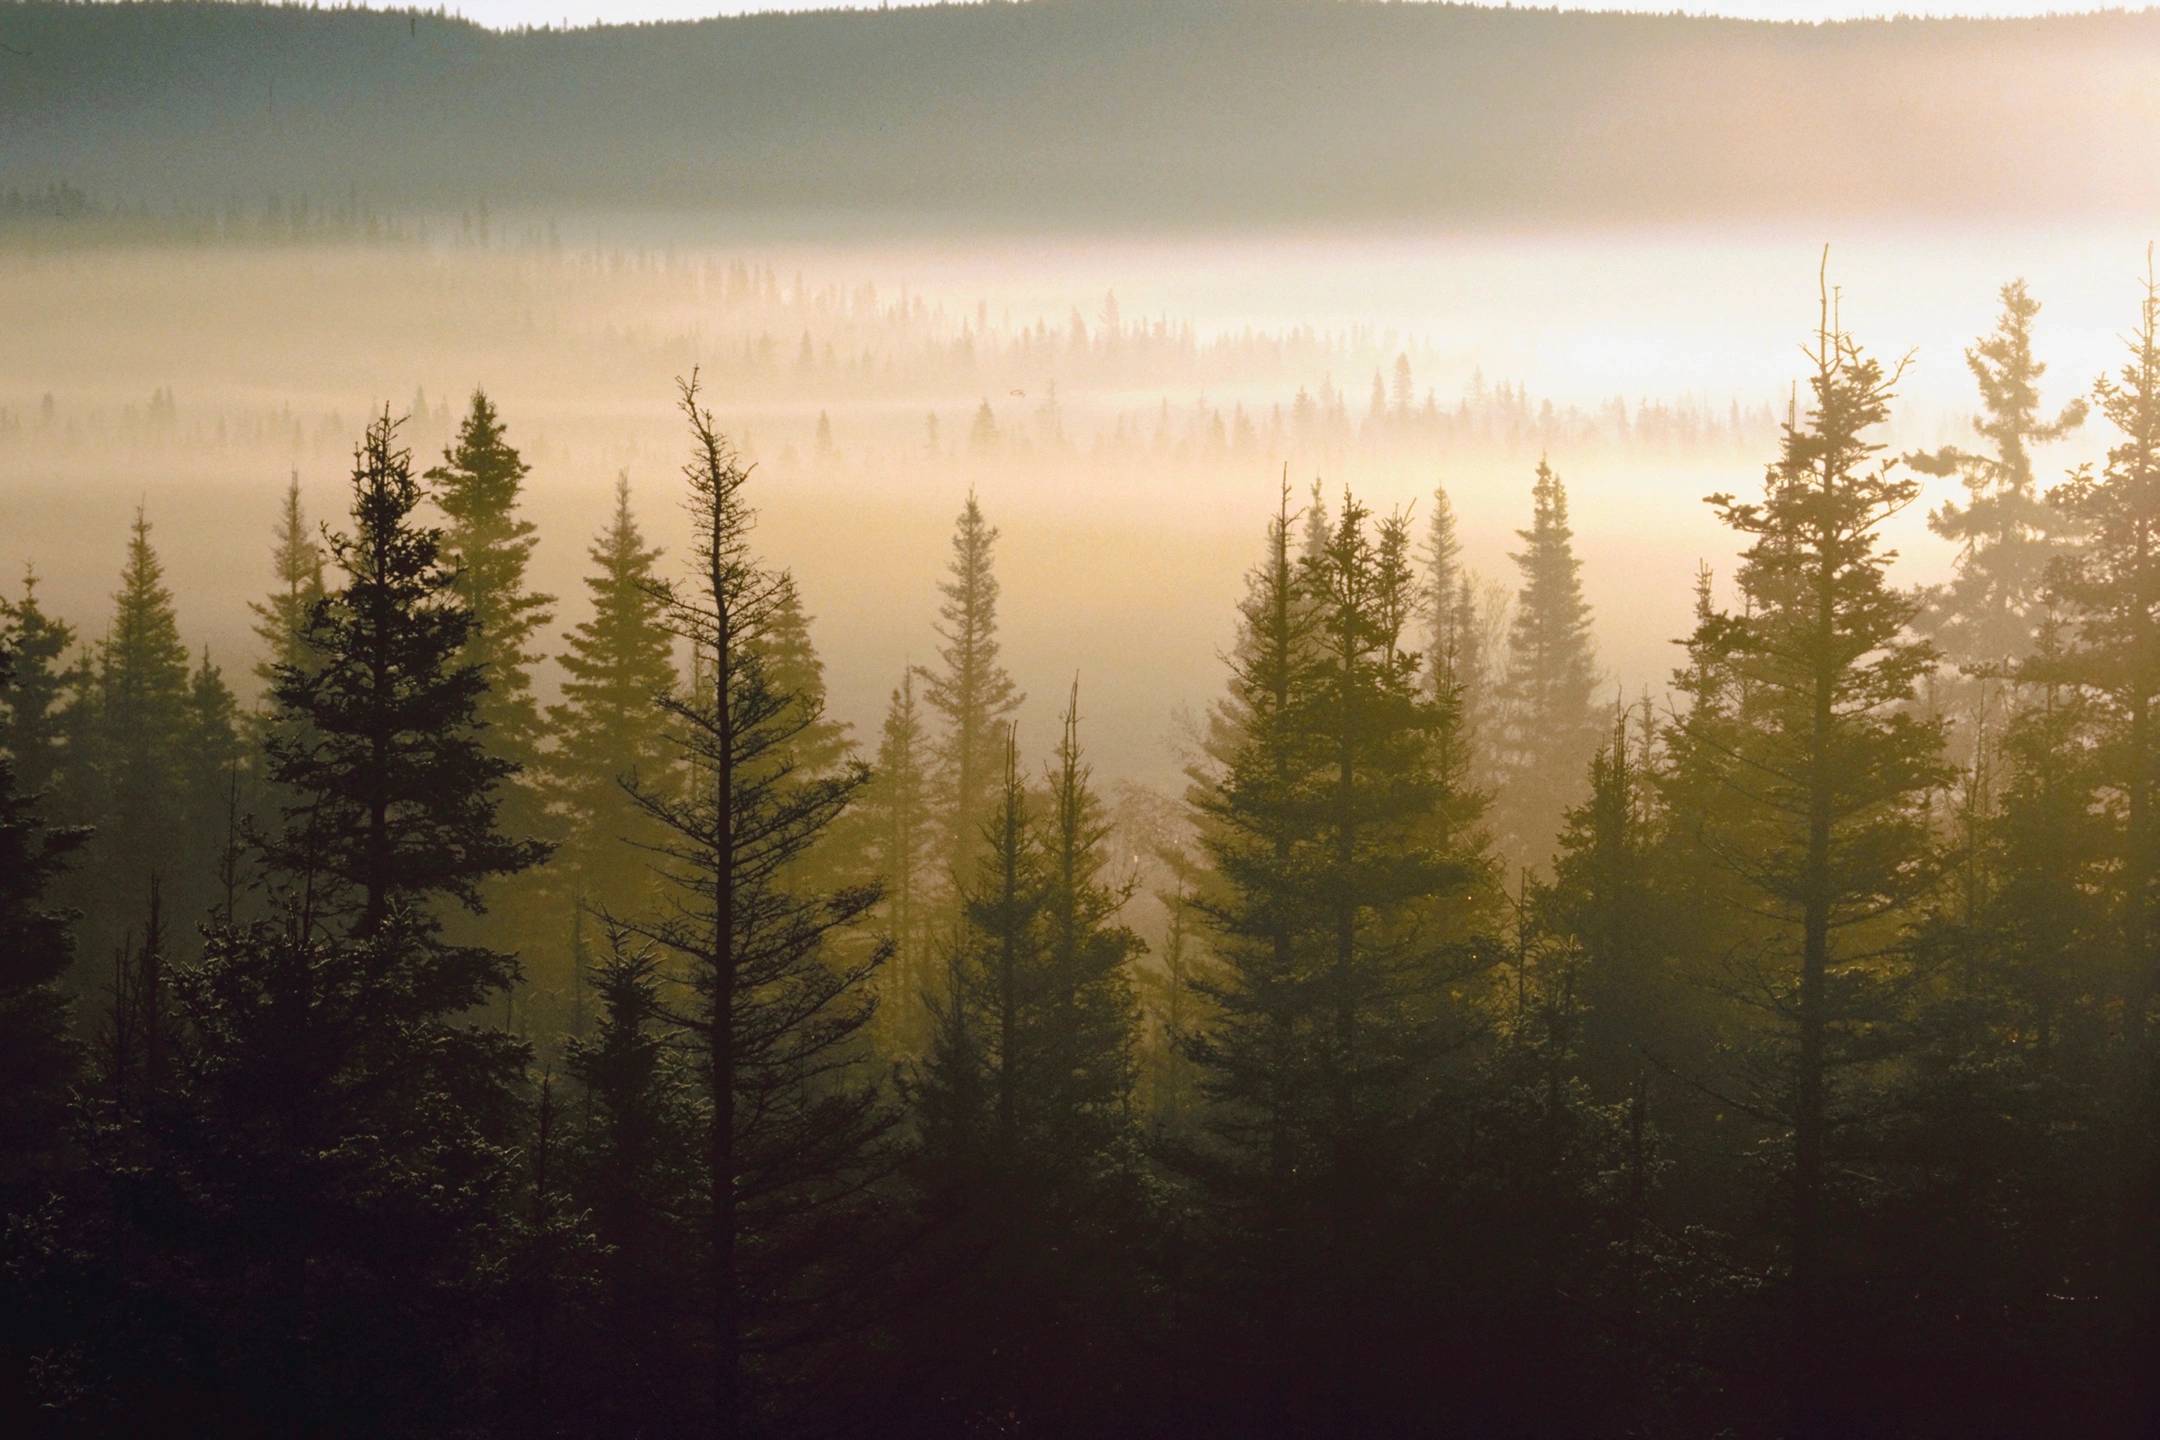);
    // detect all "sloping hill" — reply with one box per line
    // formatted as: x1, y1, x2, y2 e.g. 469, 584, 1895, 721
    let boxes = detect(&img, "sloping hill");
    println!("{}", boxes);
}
4, 0, 2157, 228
